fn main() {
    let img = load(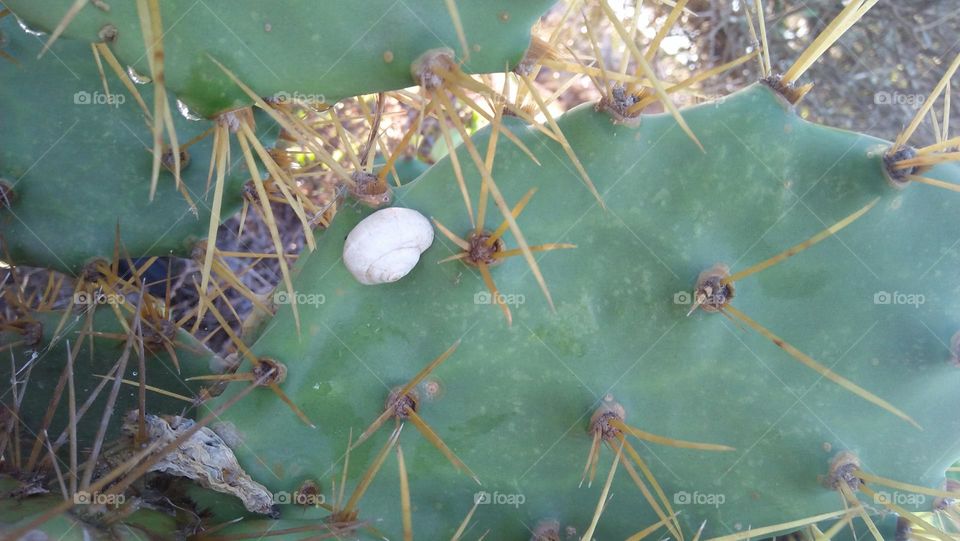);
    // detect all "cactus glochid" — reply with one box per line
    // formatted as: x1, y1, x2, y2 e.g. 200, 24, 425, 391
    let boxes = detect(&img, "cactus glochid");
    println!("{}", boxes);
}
3, 1, 960, 541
